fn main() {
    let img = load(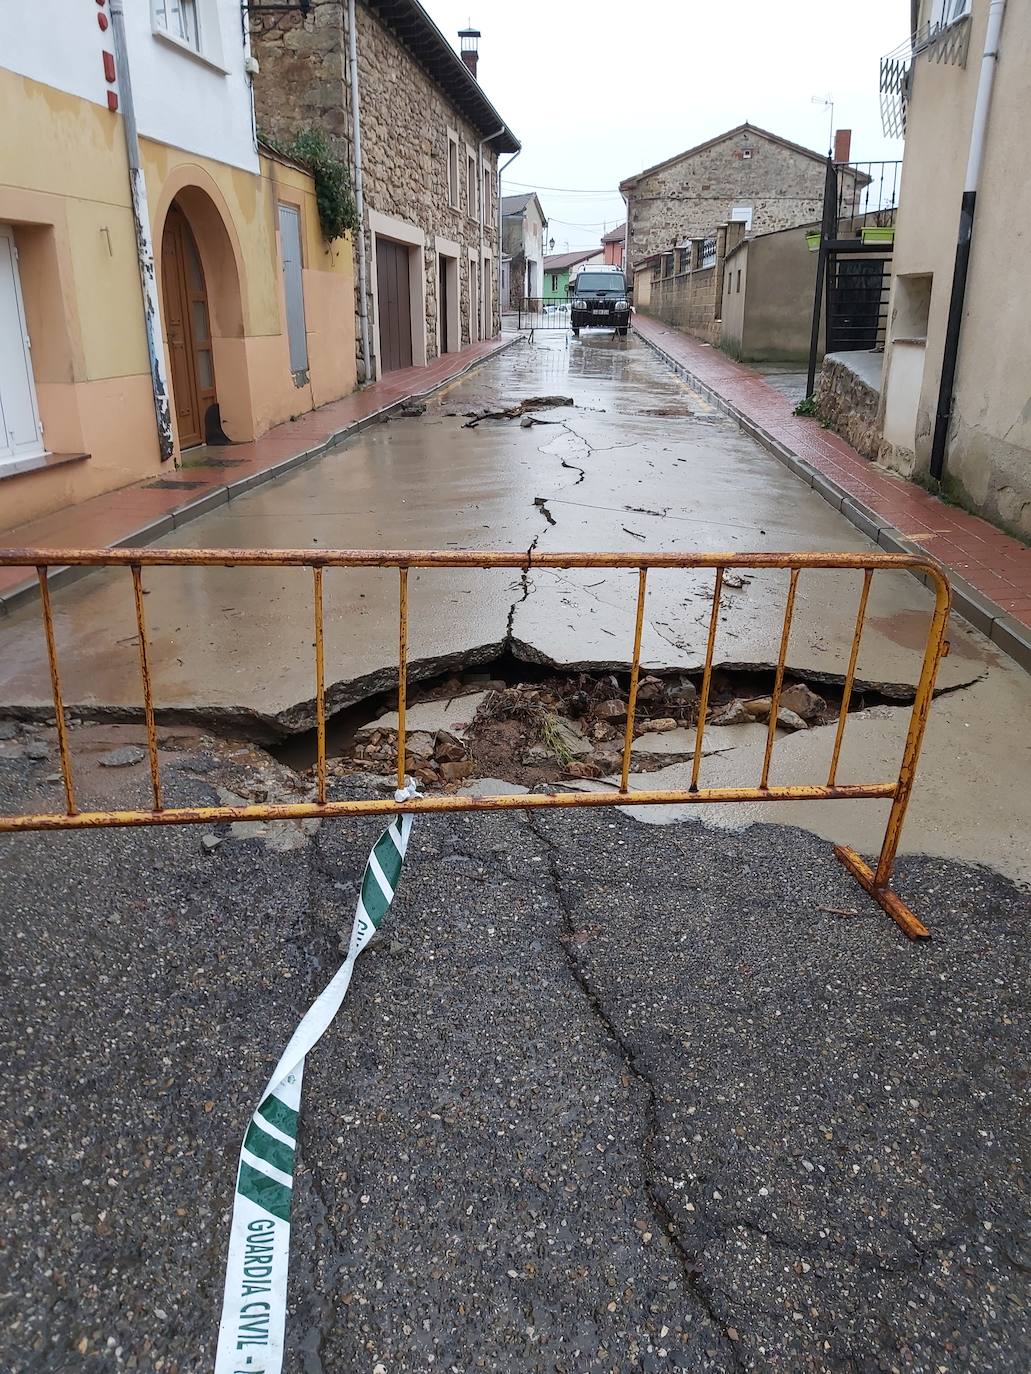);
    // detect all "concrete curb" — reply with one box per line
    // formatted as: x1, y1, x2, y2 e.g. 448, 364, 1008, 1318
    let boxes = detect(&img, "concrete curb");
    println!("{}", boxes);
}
634, 325, 1031, 675
0, 335, 520, 618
